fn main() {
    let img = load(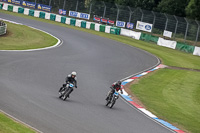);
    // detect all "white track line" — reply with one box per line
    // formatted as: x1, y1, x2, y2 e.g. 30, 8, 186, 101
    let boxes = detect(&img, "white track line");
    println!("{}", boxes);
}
0, 18, 62, 52
0, 109, 43, 133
